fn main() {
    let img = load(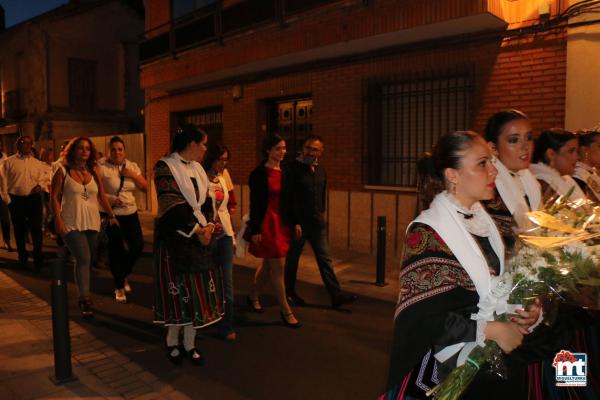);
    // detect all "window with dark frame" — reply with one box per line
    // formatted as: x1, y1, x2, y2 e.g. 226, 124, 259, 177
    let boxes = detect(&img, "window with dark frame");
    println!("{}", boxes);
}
68, 58, 98, 114
174, 106, 223, 145
364, 67, 473, 187
266, 97, 313, 160
172, 0, 218, 20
